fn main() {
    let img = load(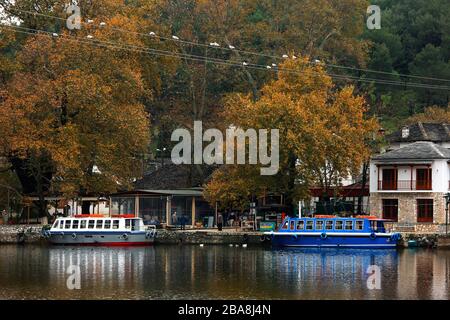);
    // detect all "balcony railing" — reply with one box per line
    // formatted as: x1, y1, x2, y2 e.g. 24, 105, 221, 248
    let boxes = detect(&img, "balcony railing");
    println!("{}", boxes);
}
378, 180, 432, 191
